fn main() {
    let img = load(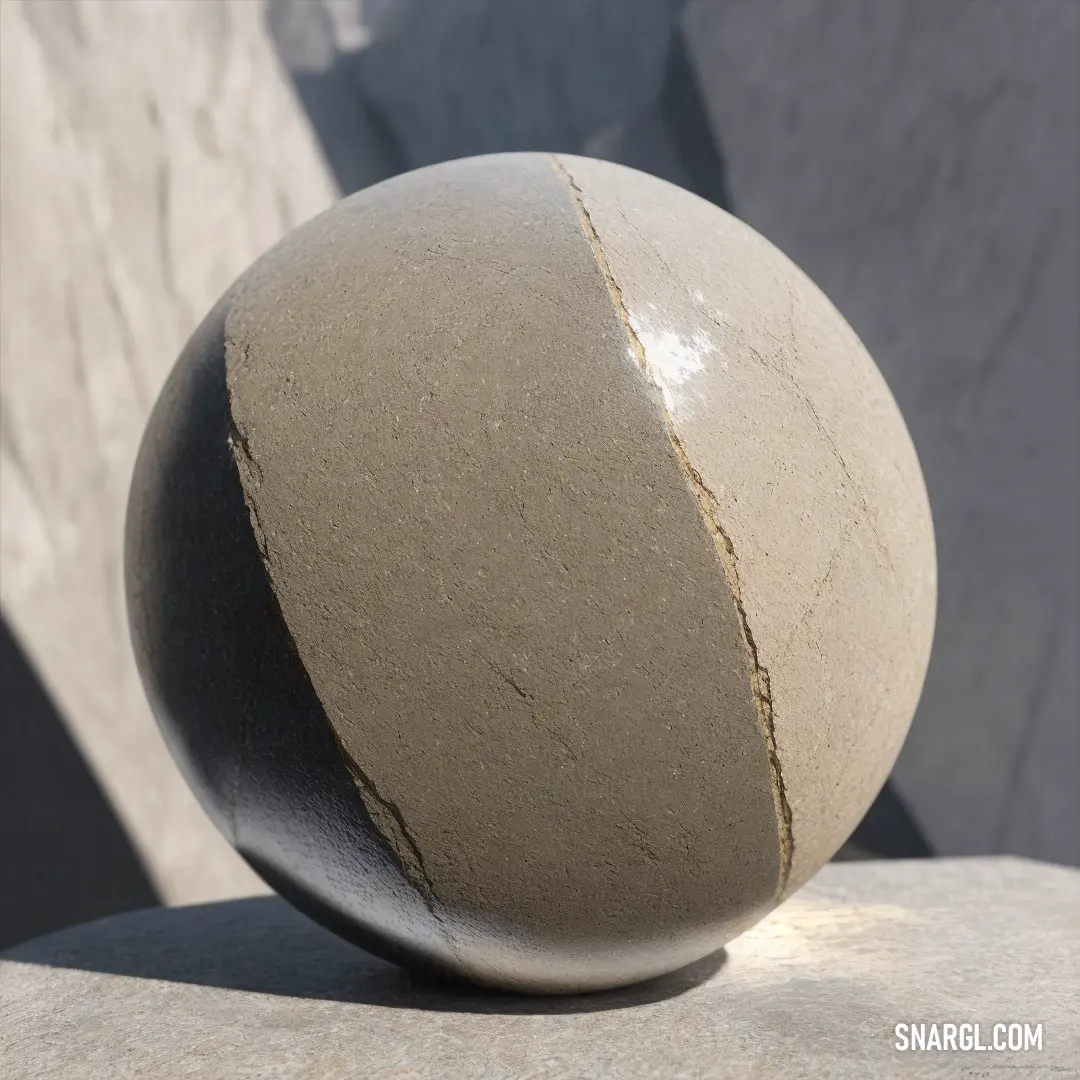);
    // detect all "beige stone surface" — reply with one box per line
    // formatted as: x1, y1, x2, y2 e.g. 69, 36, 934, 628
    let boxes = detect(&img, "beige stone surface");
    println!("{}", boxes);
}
2, 858, 1076, 1079
218, 153, 781, 992
557, 155, 936, 896
0, 0, 338, 902
140, 152, 932, 991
